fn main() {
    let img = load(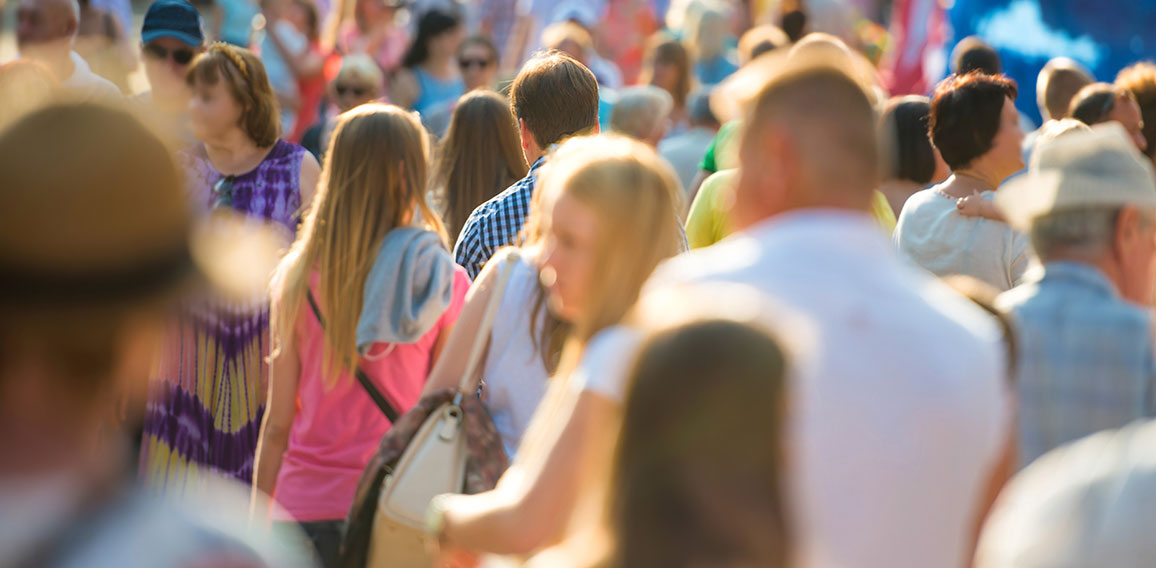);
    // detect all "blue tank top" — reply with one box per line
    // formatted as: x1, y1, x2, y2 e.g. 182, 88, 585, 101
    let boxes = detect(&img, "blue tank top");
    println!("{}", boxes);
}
412, 67, 465, 117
